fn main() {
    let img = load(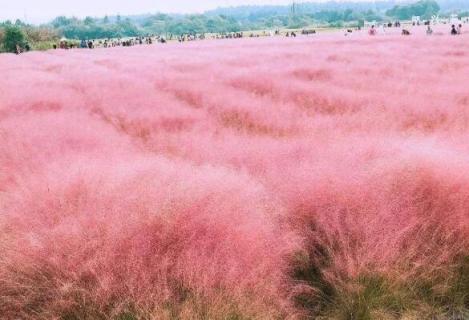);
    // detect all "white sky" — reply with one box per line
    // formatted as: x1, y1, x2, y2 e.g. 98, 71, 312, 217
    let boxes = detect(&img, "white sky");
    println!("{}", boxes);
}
0, 0, 369, 24
0, 0, 290, 23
